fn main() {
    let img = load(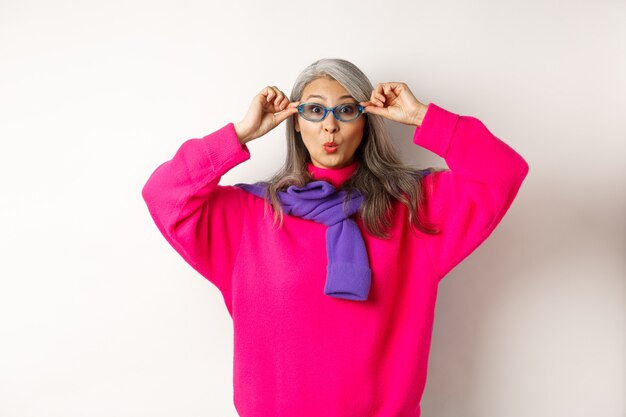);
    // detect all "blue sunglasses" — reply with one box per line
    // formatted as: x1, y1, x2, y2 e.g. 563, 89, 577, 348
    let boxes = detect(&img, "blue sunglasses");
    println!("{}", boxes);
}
297, 102, 365, 122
